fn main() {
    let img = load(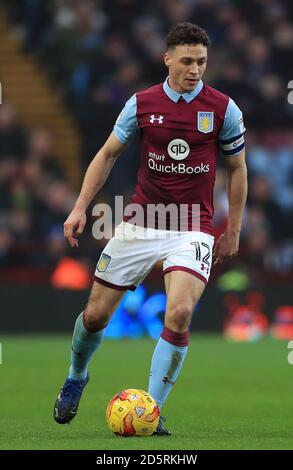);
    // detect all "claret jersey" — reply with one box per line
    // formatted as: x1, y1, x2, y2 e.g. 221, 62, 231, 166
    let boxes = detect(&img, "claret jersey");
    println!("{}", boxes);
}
114, 77, 245, 234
